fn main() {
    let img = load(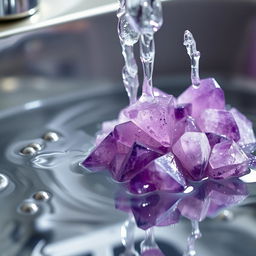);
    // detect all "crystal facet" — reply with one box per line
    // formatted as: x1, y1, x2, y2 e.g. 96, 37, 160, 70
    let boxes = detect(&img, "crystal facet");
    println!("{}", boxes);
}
230, 108, 256, 146
178, 78, 225, 120
172, 132, 211, 180
123, 96, 175, 147
129, 153, 185, 194
207, 140, 249, 179
199, 109, 240, 141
